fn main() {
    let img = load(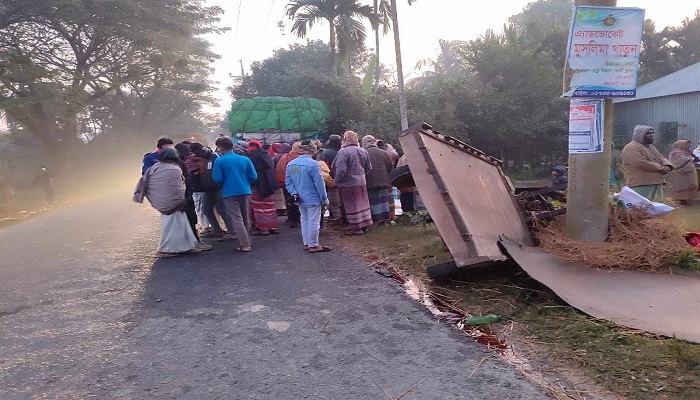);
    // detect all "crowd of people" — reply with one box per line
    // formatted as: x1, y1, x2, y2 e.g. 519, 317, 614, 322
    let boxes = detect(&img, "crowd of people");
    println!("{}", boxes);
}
133, 124, 700, 258
134, 131, 407, 258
